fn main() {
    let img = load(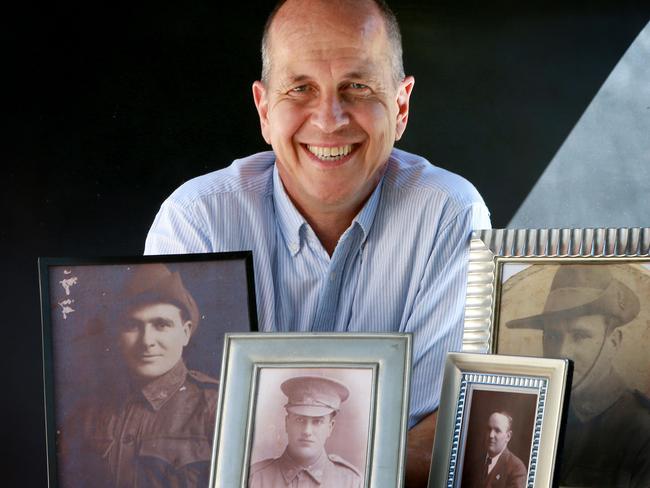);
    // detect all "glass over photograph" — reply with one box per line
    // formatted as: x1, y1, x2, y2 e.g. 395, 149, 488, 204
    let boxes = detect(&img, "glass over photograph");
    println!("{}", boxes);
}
248, 367, 374, 488
41, 254, 256, 488
497, 261, 650, 488
458, 388, 537, 488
